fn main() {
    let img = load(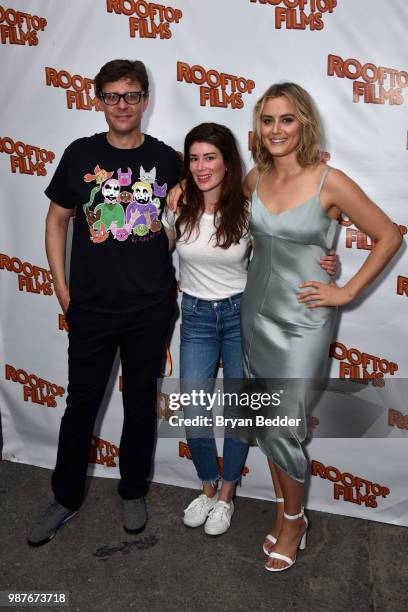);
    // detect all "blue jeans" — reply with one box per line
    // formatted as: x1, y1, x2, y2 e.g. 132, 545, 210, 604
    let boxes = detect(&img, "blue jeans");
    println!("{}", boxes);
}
180, 292, 249, 484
